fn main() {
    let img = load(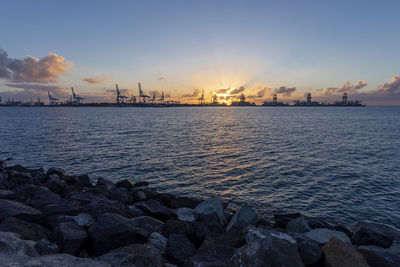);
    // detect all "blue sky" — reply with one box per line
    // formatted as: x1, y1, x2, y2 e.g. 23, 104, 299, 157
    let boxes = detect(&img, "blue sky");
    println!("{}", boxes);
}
1, 0, 400, 104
